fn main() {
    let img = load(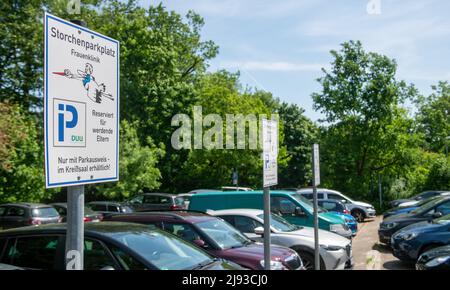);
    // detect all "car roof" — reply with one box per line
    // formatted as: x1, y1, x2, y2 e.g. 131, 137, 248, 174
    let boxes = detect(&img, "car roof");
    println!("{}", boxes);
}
107, 211, 217, 224
0, 221, 152, 237
0, 202, 53, 208
208, 209, 264, 216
